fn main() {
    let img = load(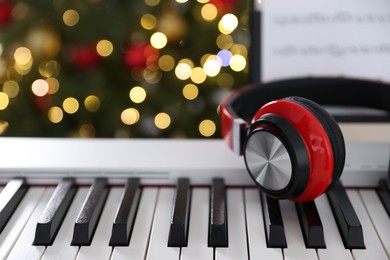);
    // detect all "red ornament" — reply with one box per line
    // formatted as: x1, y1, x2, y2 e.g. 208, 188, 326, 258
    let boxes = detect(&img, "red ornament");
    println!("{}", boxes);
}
34, 95, 52, 112
124, 43, 159, 72
0, 0, 13, 28
210, 0, 239, 14
70, 44, 100, 70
